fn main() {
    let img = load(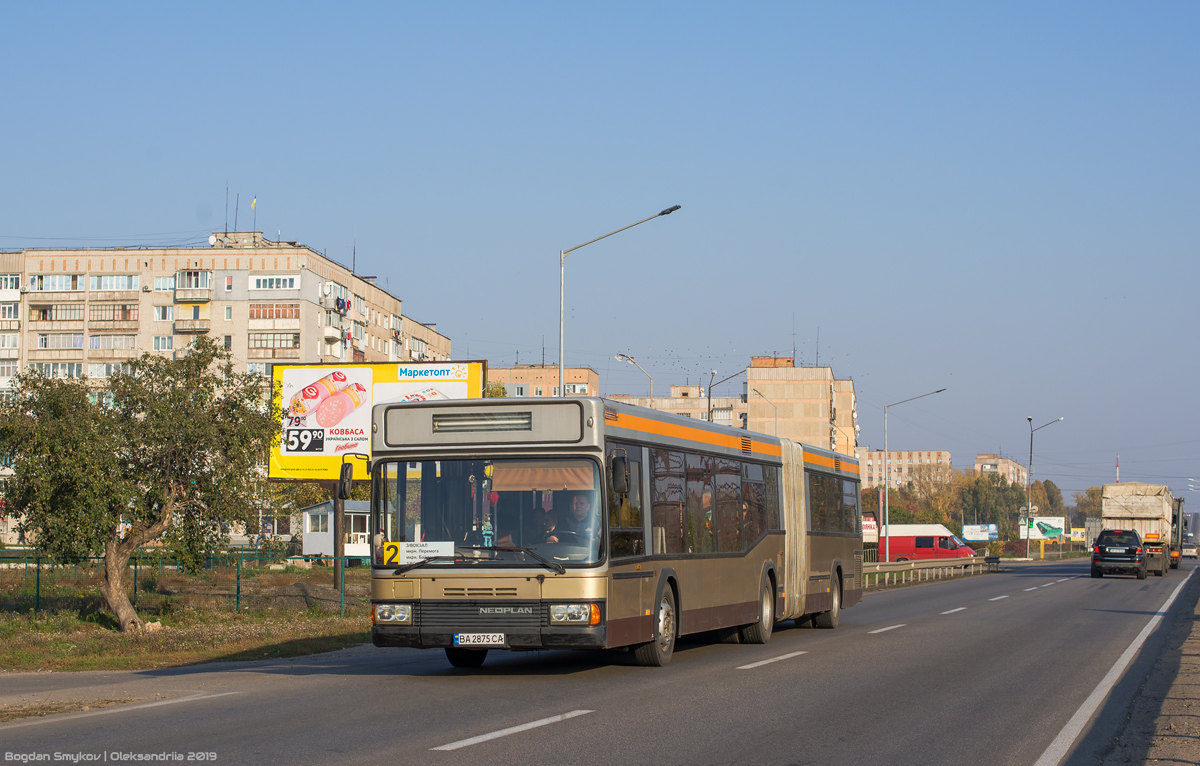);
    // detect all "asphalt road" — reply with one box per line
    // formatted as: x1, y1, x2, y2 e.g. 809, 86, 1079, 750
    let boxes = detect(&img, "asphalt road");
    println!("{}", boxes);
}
3, 559, 1196, 766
